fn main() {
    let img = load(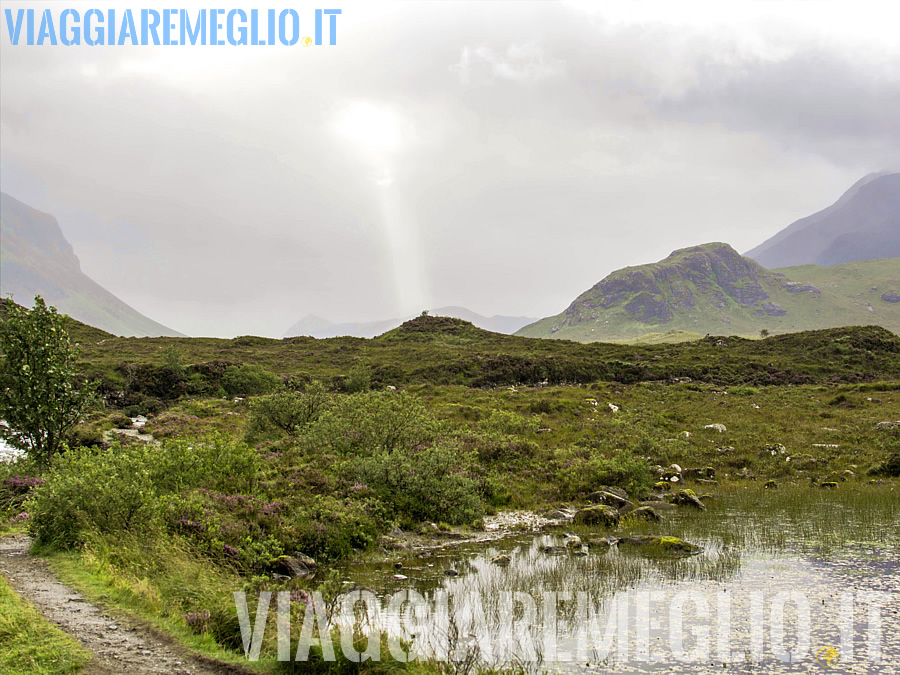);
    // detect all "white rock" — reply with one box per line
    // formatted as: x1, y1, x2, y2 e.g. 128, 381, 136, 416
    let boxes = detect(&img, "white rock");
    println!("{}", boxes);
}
704, 423, 727, 432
